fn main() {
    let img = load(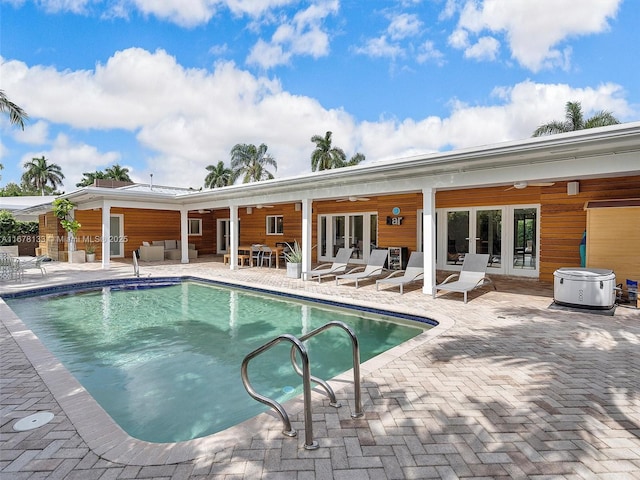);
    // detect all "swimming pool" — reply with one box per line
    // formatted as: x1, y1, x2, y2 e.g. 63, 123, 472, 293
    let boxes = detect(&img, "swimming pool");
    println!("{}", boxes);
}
5, 278, 433, 443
